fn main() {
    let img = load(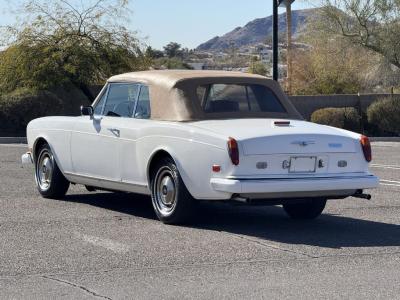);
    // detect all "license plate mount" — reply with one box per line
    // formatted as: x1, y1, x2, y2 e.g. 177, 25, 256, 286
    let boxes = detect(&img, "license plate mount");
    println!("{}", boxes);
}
289, 156, 317, 173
